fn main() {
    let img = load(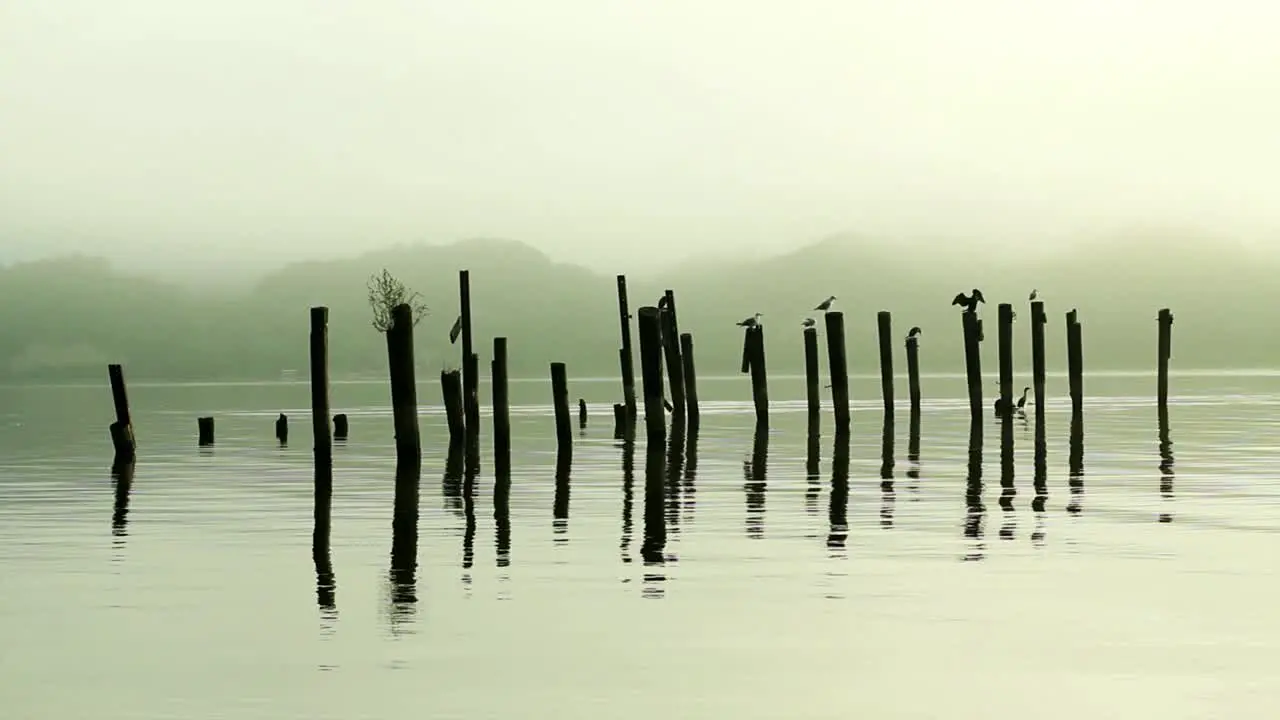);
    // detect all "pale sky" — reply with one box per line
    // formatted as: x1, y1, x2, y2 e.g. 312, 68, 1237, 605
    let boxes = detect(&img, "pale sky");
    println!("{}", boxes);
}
3, 1, 1279, 273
